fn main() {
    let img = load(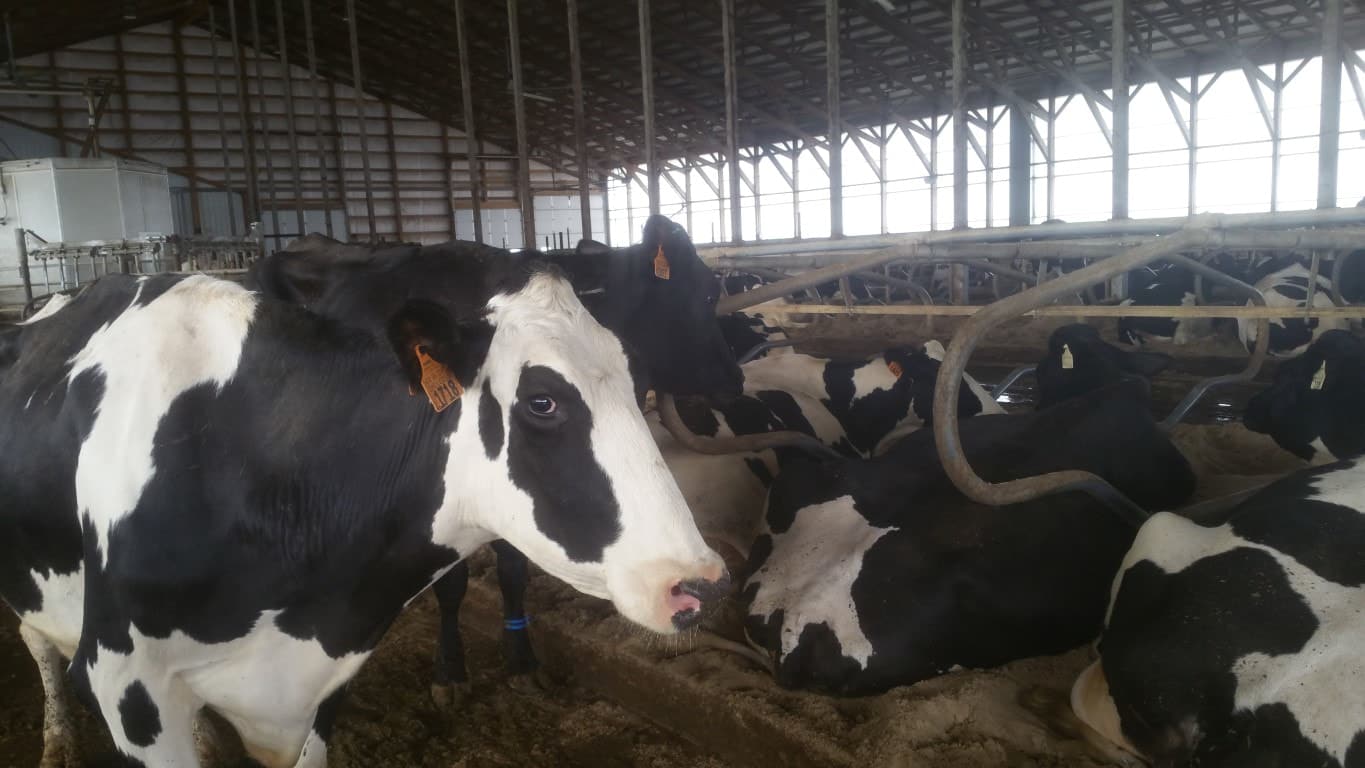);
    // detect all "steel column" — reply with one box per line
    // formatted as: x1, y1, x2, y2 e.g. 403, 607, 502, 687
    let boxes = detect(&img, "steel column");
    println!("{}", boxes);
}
950, 0, 968, 302
1111, 0, 1129, 219
567, 0, 591, 239
248, 0, 282, 244
639, 0, 659, 215
274, 0, 305, 238
1271, 57, 1284, 212
207, 5, 239, 235
302, 0, 333, 236
827, 0, 843, 238
384, 101, 403, 242
1009, 106, 1030, 225
453, 0, 482, 243
345, 0, 377, 239
227, 0, 260, 227
722, 0, 742, 243
171, 24, 202, 233
1188, 69, 1199, 215
1318, 0, 1343, 208
601, 176, 611, 246
508, 0, 535, 249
